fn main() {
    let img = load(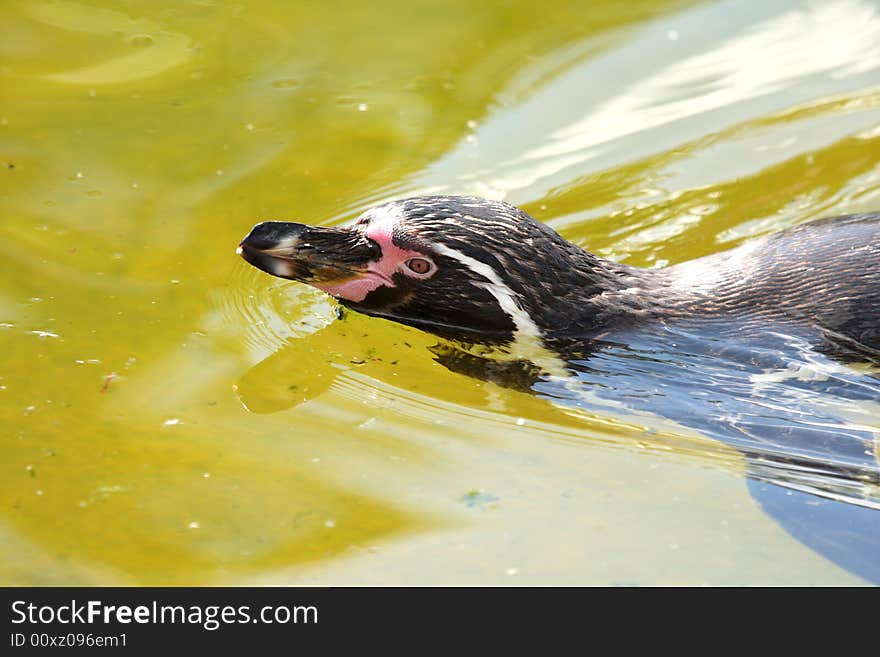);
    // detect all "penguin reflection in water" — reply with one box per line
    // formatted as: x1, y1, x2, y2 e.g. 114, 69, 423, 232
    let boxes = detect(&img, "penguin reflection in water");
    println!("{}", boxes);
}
239, 196, 880, 583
